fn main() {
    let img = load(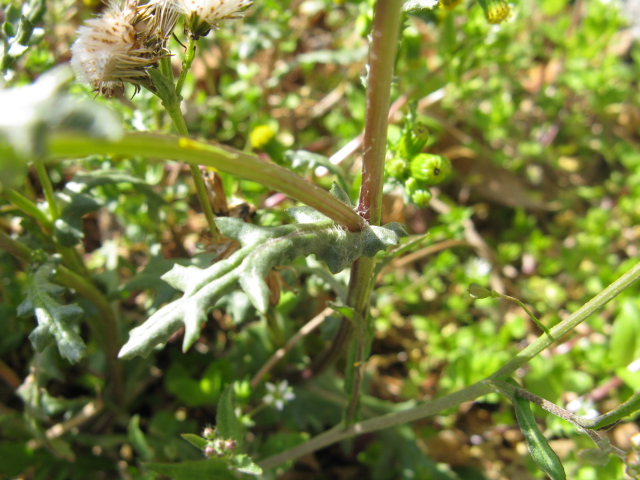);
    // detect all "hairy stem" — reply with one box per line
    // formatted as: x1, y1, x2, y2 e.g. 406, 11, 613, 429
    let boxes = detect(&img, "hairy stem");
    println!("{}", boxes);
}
259, 259, 640, 468
48, 132, 366, 232
343, 0, 404, 422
